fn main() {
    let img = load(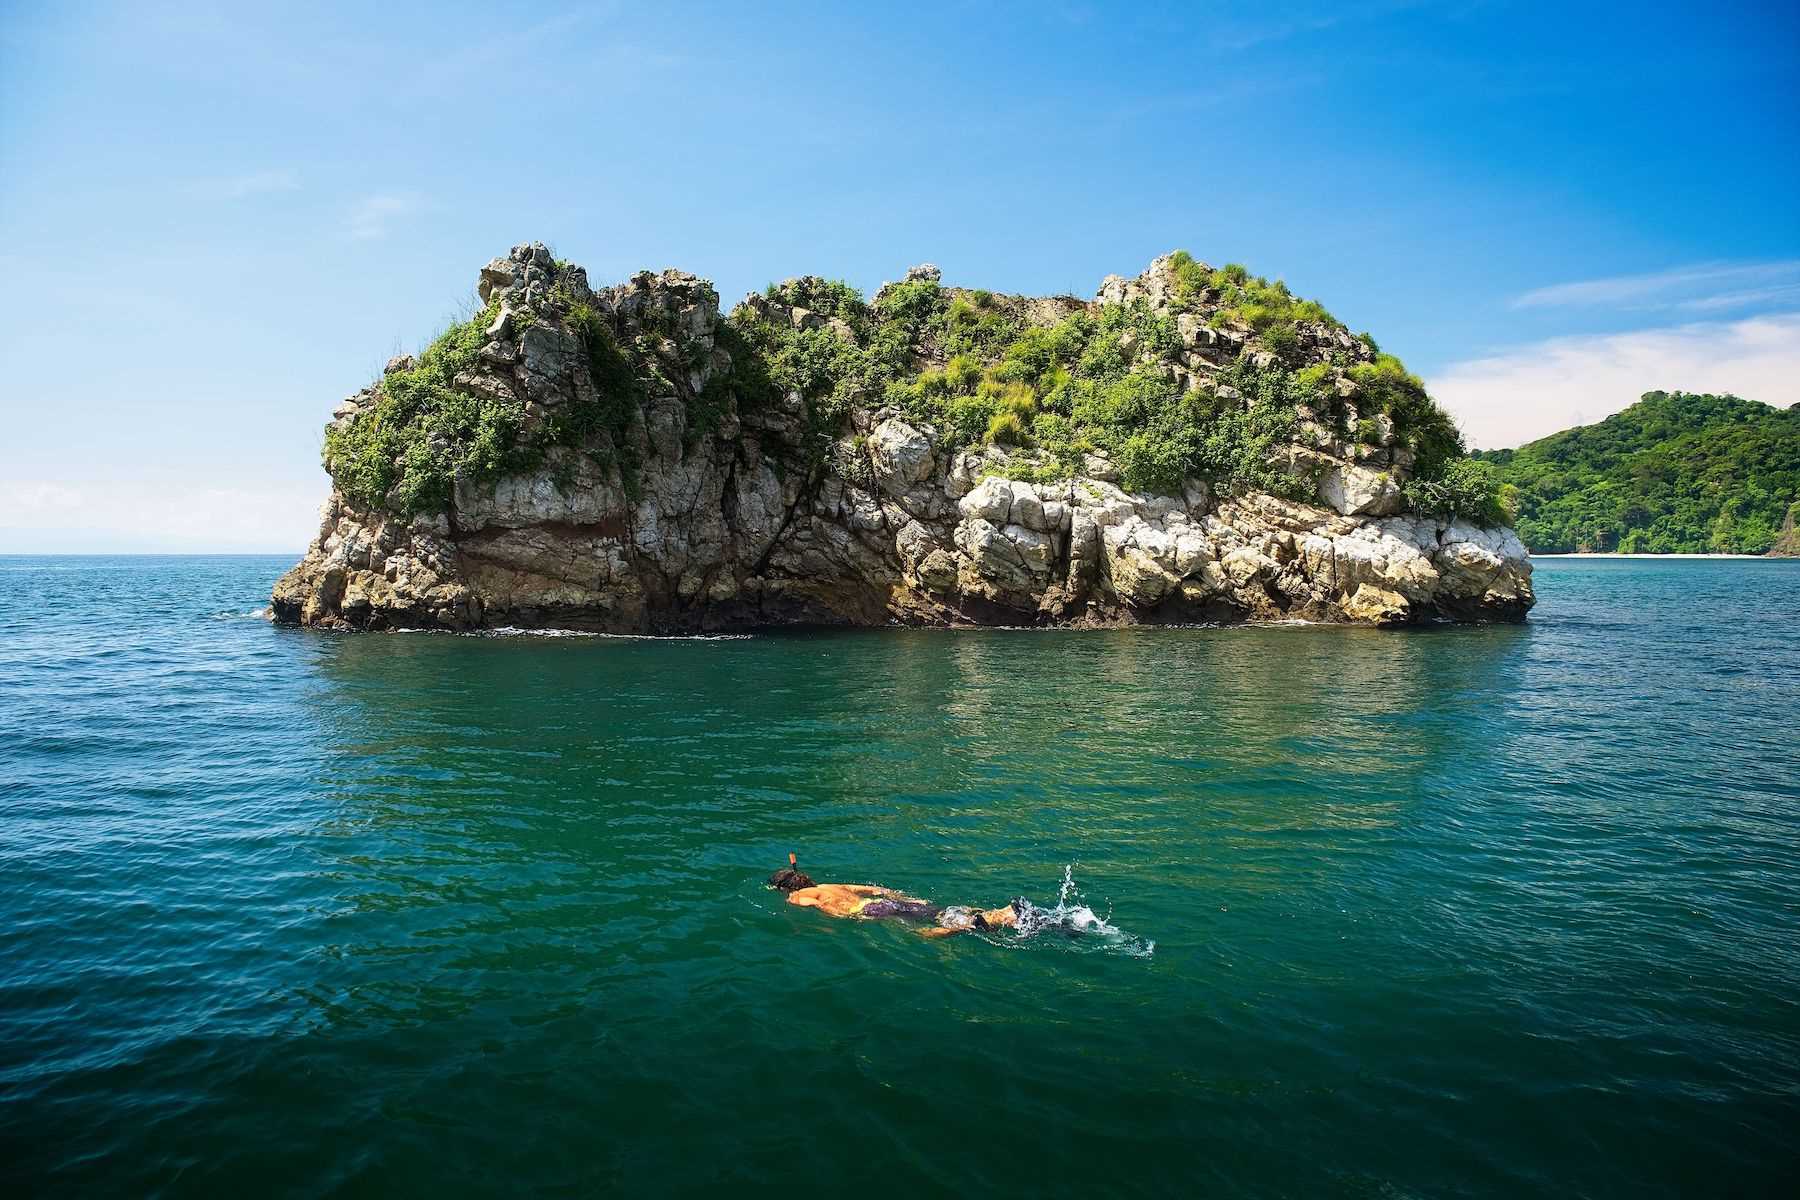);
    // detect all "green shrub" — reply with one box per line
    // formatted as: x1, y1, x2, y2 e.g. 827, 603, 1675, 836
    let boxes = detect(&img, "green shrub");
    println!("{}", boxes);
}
870, 277, 946, 359
943, 389, 999, 446
944, 294, 1024, 360
324, 298, 530, 515
323, 287, 670, 514
986, 409, 1028, 445
765, 277, 867, 325
1348, 355, 1464, 475
830, 434, 876, 491
1403, 458, 1507, 526
1167, 250, 1212, 303
1262, 324, 1300, 362
1116, 424, 1200, 494
945, 354, 983, 392
984, 381, 1037, 446
559, 302, 645, 465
